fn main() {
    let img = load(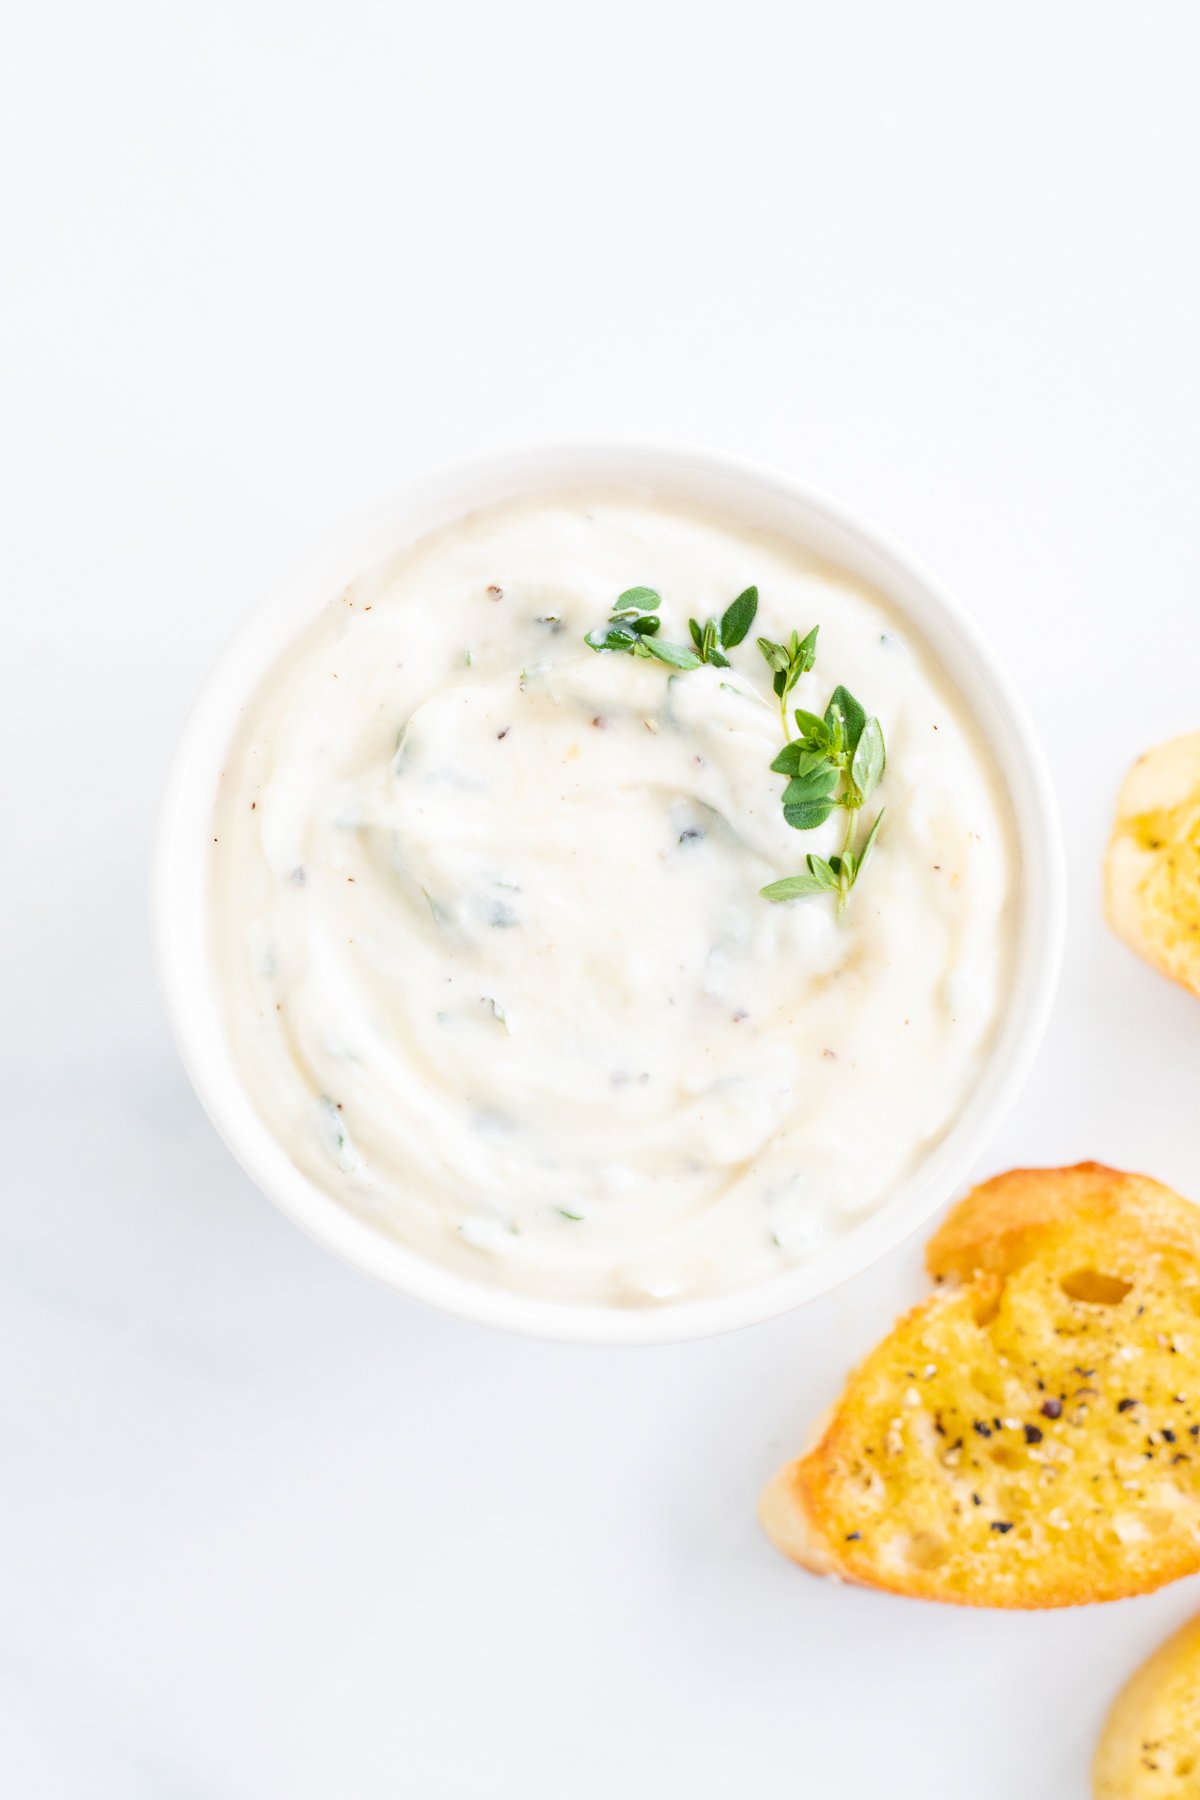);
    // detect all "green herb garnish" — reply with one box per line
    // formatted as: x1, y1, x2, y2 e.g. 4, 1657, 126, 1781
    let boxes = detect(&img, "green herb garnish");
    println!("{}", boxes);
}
585, 583, 761, 672
583, 586, 886, 911
761, 808, 885, 910
686, 585, 759, 667
760, 656, 886, 910
756, 626, 819, 736
584, 587, 702, 670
